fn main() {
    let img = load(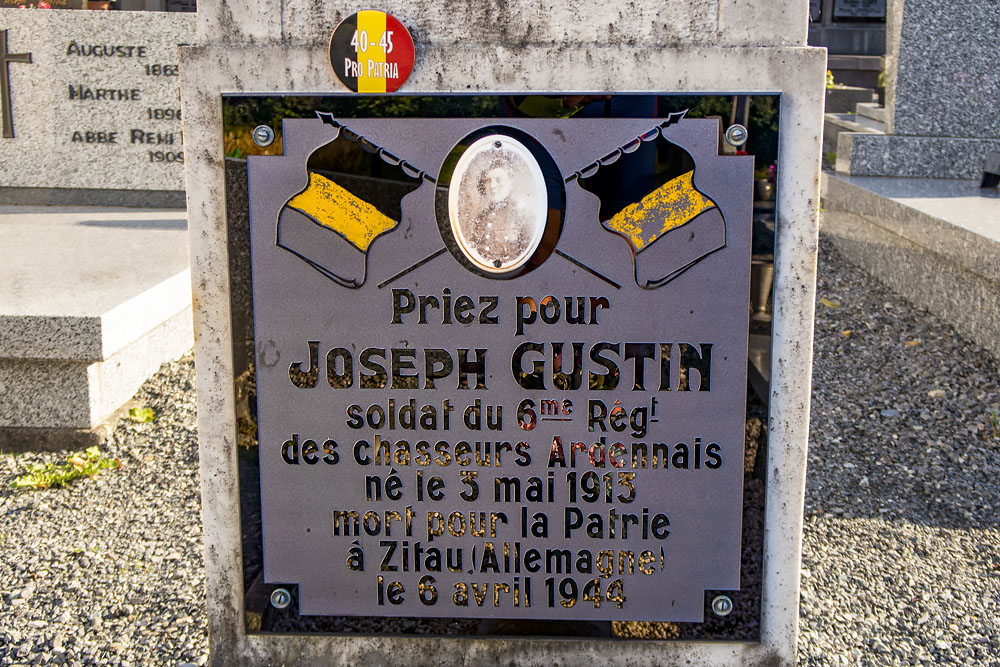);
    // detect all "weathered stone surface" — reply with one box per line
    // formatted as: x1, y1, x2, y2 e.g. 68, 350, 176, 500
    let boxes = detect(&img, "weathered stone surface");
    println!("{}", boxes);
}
284, 1, 720, 48
197, 0, 809, 48
717, 0, 809, 47
0, 10, 194, 193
